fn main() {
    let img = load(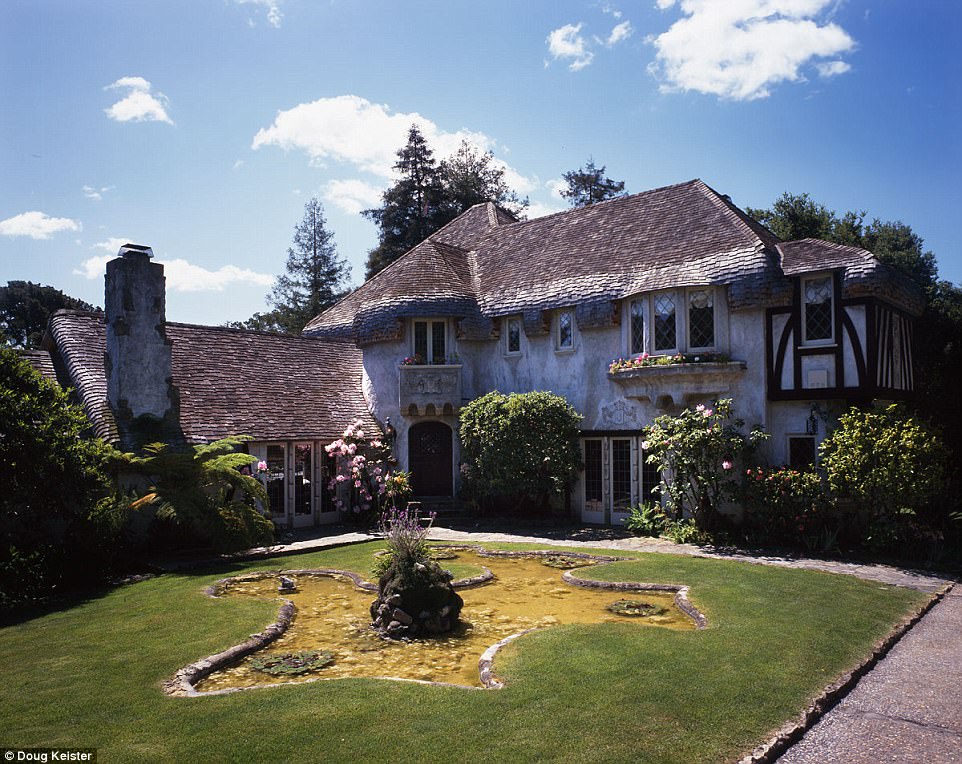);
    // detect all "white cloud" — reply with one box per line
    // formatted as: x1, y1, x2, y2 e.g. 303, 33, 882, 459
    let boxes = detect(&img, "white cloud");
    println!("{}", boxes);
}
234, 0, 283, 28
546, 23, 595, 71
526, 200, 567, 219
545, 178, 568, 200
77, 246, 274, 292
606, 20, 633, 46
82, 184, 114, 201
816, 59, 851, 77
253, 95, 494, 179
323, 179, 384, 215
602, 4, 623, 19
650, 0, 856, 100
91, 237, 136, 254
104, 76, 173, 124
0, 211, 81, 239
